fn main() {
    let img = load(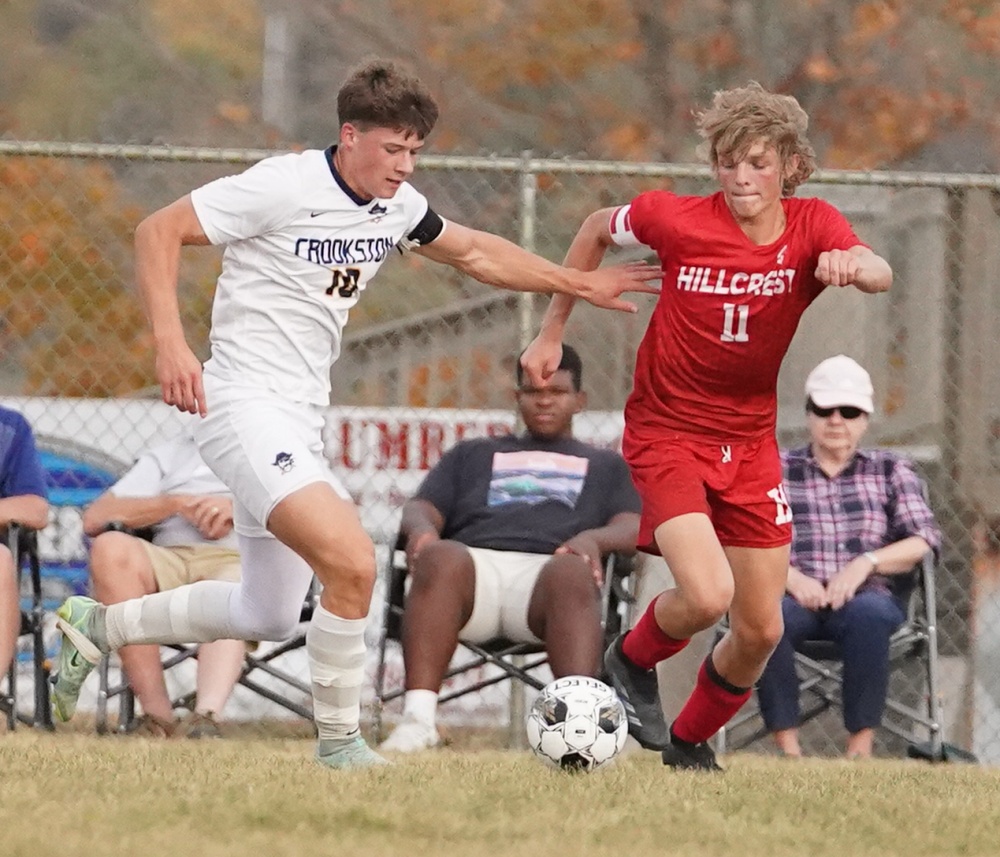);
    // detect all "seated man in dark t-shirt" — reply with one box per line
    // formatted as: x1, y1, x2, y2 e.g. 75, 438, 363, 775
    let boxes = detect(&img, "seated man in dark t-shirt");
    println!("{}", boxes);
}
380, 344, 641, 752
